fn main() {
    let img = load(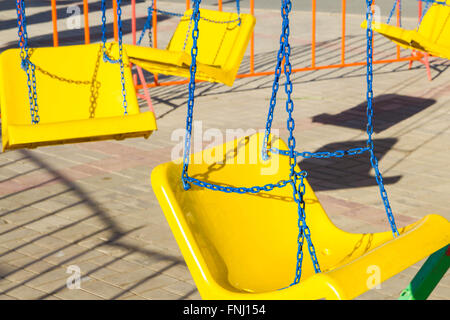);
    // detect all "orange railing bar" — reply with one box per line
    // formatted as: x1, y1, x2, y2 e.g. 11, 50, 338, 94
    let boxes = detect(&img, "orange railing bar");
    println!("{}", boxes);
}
131, 0, 136, 45
83, 0, 90, 44
135, 57, 420, 90
153, 0, 159, 84
250, 0, 255, 74
418, 0, 423, 22
113, 0, 118, 42
341, 0, 346, 65
311, 0, 316, 68
135, 0, 422, 89
51, 0, 58, 47
186, 0, 190, 10
396, 0, 401, 59
45, 0, 422, 88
